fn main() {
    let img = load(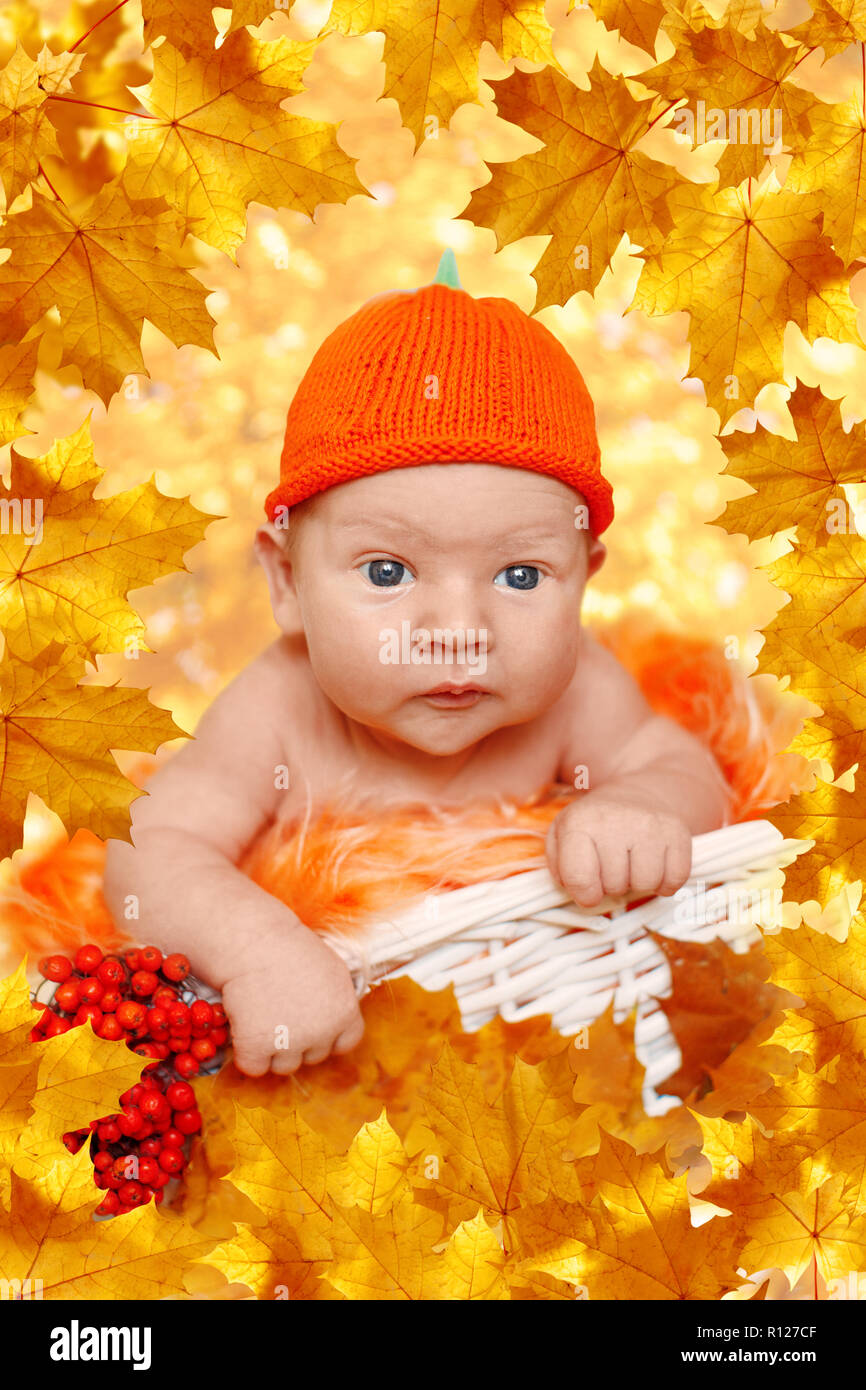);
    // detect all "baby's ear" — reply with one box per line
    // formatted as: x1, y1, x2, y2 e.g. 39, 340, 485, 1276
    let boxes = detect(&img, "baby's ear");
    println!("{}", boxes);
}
586, 534, 606, 579
254, 521, 303, 634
